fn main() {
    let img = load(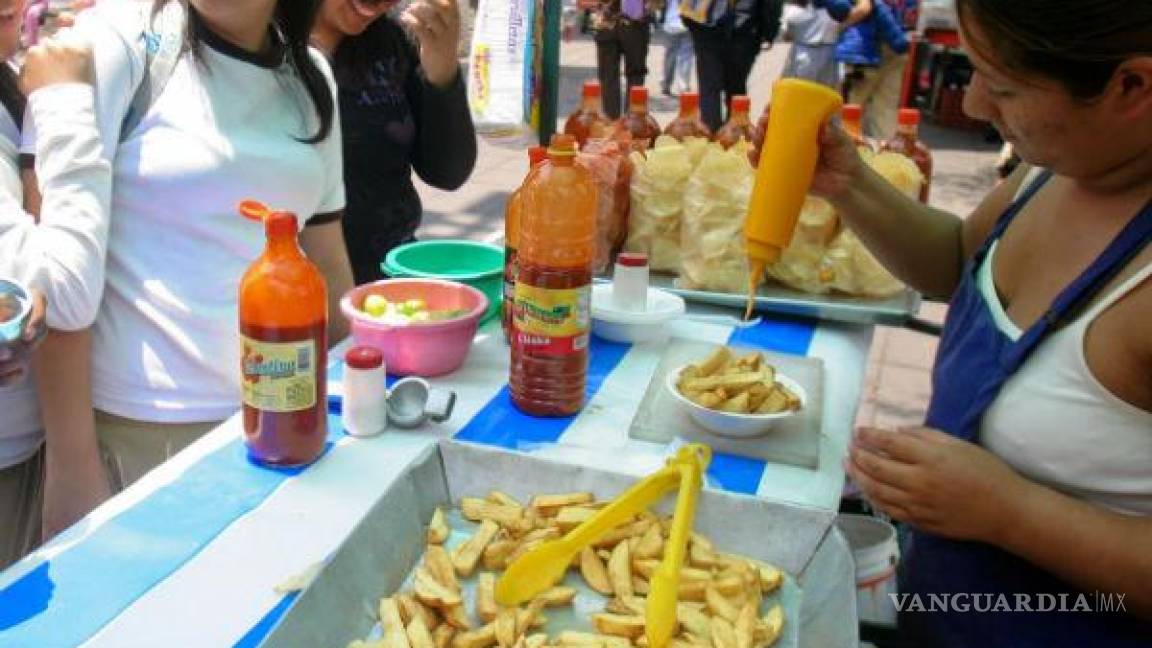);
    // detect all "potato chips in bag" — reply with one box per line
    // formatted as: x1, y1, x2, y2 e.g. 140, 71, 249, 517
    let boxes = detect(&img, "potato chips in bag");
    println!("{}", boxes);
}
624, 136, 696, 273
678, 141, 757, 294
